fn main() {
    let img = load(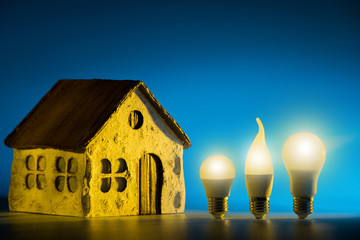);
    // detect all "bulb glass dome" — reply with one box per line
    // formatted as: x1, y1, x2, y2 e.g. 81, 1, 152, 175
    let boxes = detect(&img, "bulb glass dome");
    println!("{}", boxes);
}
283, 132, 326, 172
200, 155, 235, 180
